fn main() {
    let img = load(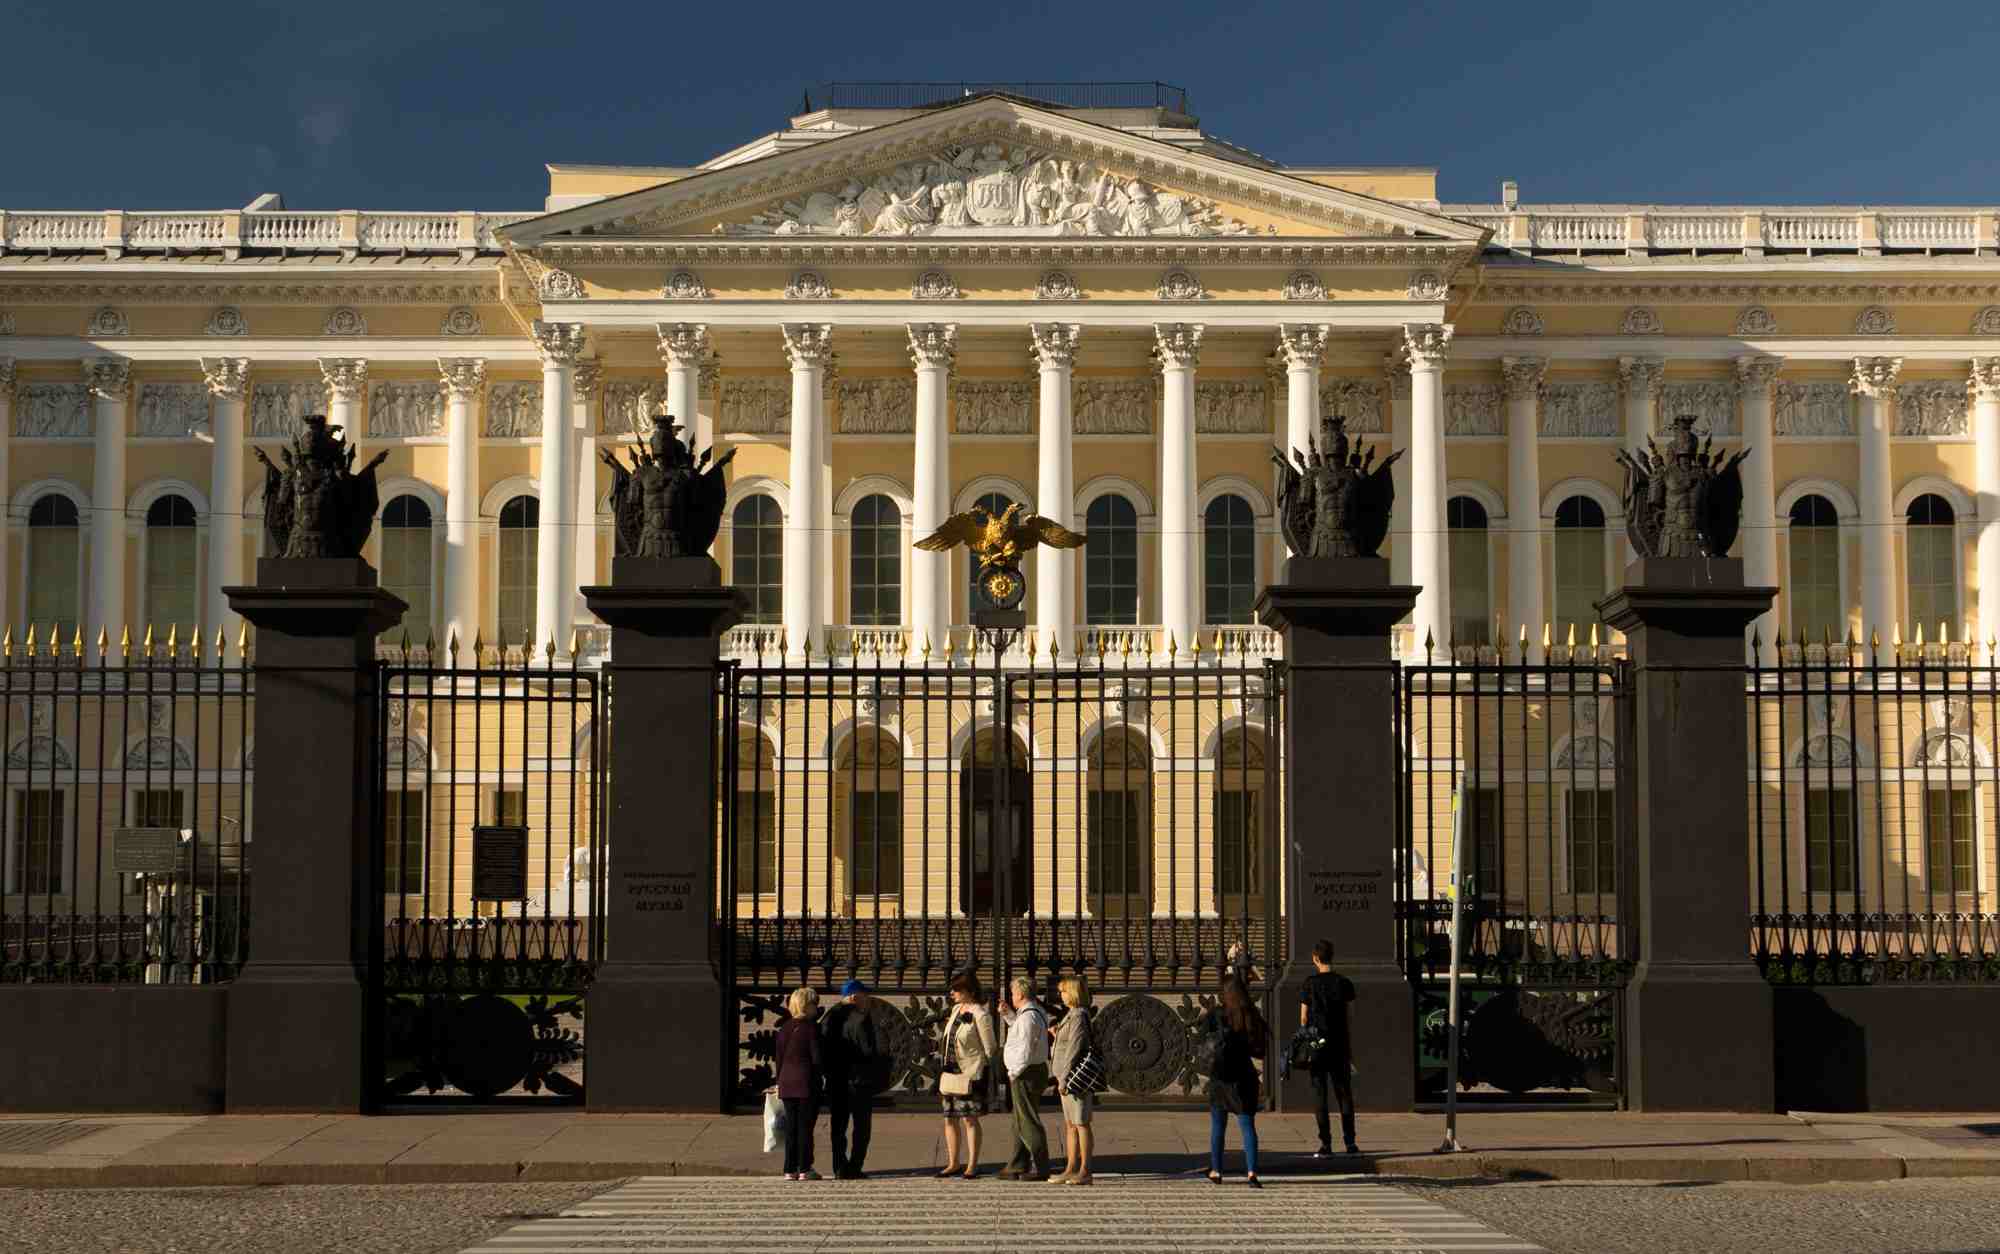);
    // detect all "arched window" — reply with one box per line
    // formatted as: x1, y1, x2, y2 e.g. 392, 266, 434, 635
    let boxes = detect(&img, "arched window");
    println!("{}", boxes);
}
379, 495, 434, 640
1084, 494, 1139, 626
1203, 494, 1256, 625
1087, 728, 1151, 915
496, 495, 539, 646
1905, 493, 1958, 638
1789, 495, 1842, 642
1552, 495, 1606, 645
143, 494, 199, 635
848, 494, 901, 626
1447, 496, 1491, 646
731, 495, 783, 625
1214, 727, 1271, 912
836, 728, 902, 905
965, 490, 1019, 614
26, 495, 81, 643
